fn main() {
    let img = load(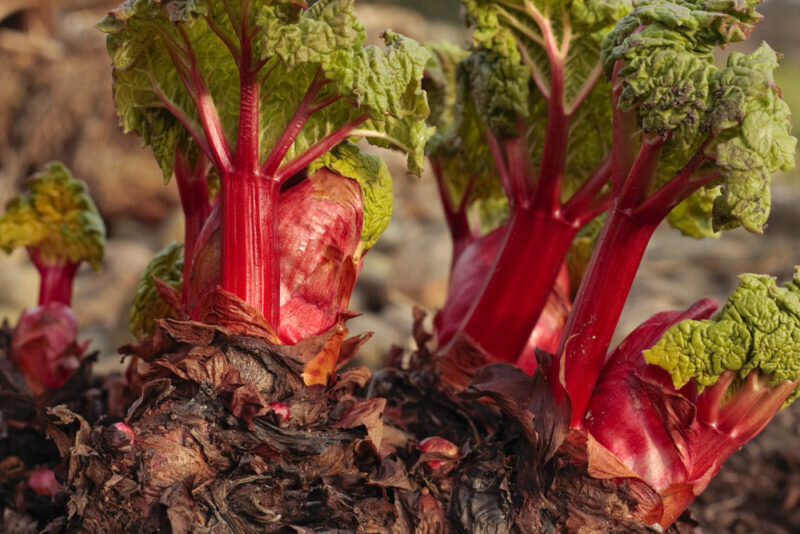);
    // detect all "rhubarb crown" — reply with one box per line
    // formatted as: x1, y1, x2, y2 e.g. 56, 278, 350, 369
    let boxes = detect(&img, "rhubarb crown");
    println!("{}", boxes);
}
644, 269, 800, 404
0, 163, 106, 269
